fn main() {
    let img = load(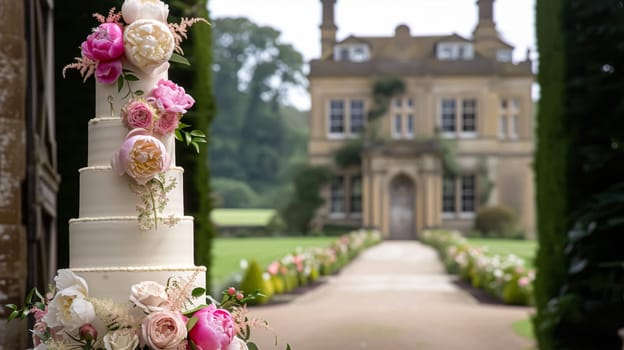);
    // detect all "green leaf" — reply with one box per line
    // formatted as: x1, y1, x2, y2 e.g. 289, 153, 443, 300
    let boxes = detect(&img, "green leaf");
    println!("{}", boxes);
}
170, 52, 191, 66
185, 132, 192, 146
5, 304, 17, 310
186, 317, 199, 332
192, 138, 207, 144
192, 287, 206, 298
175, 129, 183, 141
190, 130, 206, 137
247, 342, 259, 350
117, 75, 124, 92
182, 304, 208, 316
178, 122, 191, 129
34, 288, 45, 302
286, 344, 292, 350
124, 74, 140, 82
26, 288, 35, 304
135, 90, 144, 96
191, 142, 200, 154
189, 340, 198, 350
8, 310, 19, 322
